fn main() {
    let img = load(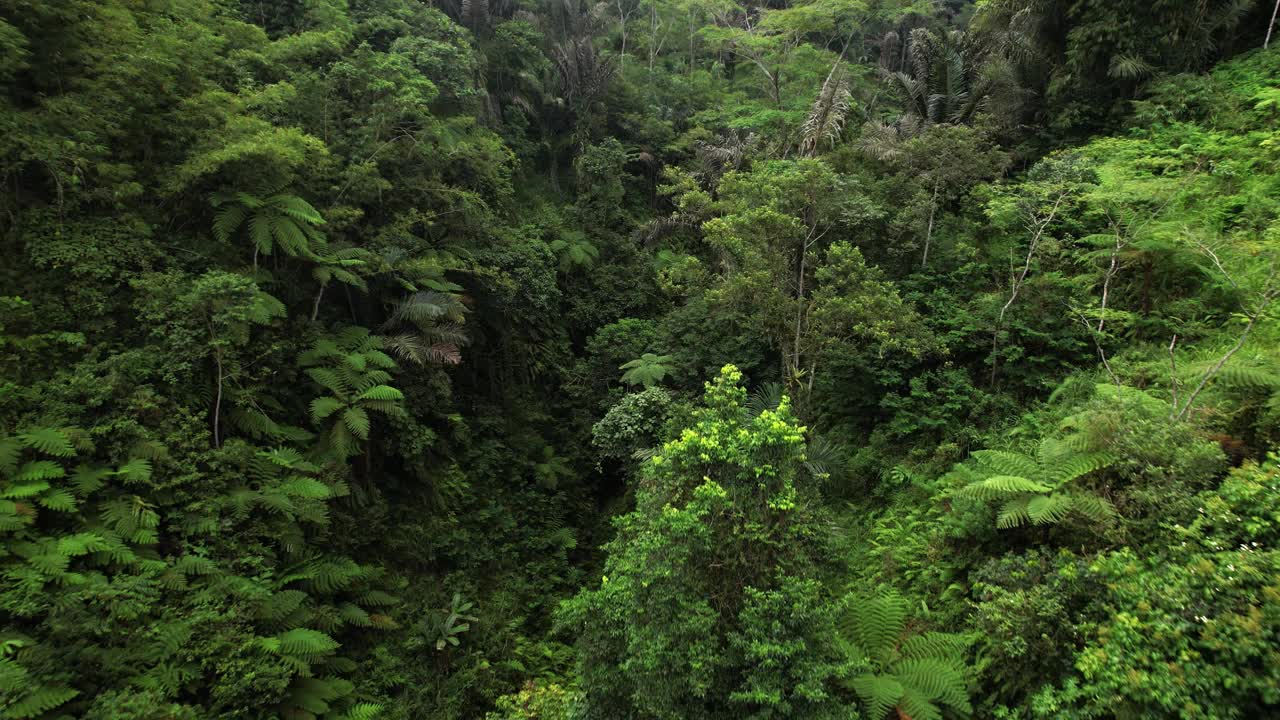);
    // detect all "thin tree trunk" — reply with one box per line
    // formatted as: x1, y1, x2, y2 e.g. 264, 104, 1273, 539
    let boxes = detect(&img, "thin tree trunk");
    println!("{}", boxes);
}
688, 11, 695, 74
922, 179, 939, 268
1267, 0, 1280, 48
213, 353, 223, 448
311, 283, 326, 323
792, 250, 806, 386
